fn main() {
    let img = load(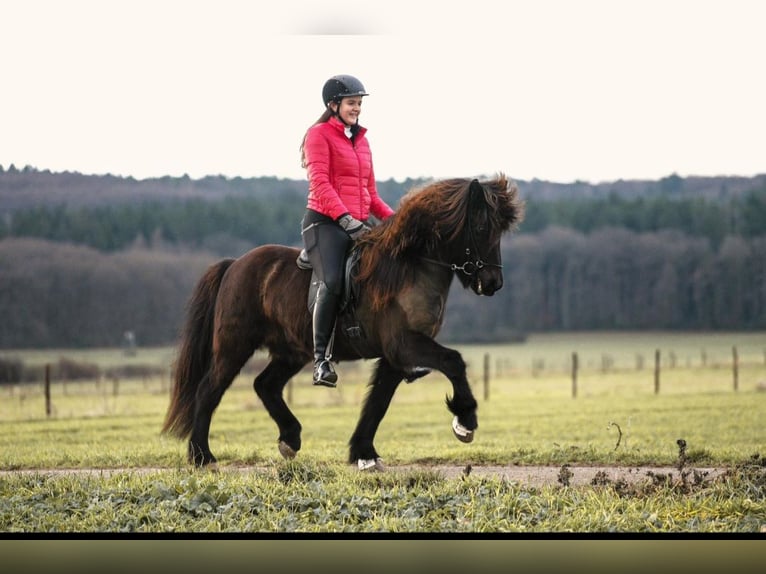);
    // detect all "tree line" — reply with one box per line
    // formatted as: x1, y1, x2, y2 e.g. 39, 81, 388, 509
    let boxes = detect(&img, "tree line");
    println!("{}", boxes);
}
0, 239, 215, 348
1, 227, 764, 348
1, 168, 765, 347
446, 227, 766, 335
3, 185, 766, 256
